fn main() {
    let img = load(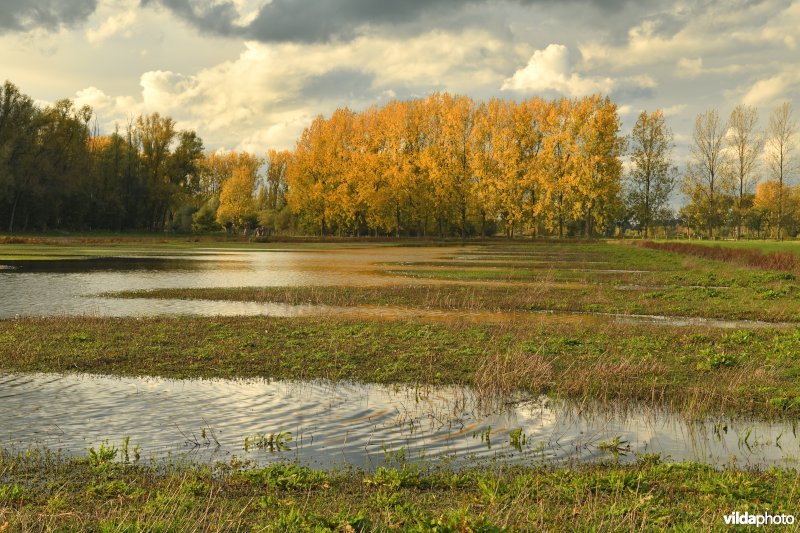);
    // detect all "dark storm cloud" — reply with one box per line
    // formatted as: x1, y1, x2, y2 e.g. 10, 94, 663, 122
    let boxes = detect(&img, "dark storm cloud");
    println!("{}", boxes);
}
300, 69, 376, 101
145, 0, 641, 43
0, 0, 98, 33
